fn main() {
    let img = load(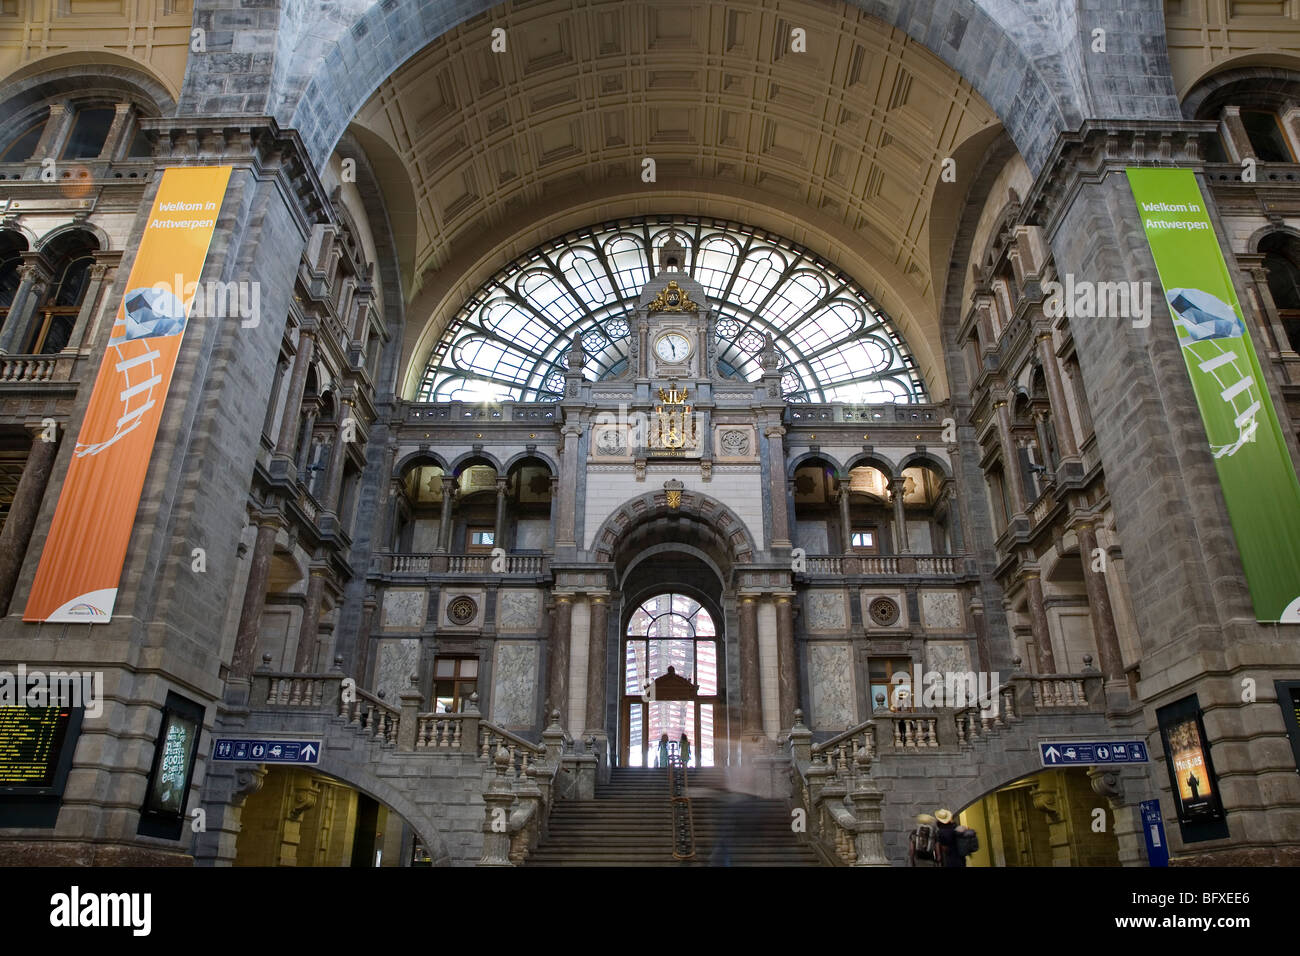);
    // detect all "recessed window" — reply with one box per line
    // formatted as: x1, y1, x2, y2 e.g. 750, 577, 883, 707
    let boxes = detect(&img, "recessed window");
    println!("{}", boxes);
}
466, 527, 495, 552
433, 657, 478, 713
1241, 110, 1294, 163
850, 529, 877, 552
1, 116, 46, 163
127, 126, 152, 158
869, 658, 914, 712
62, 107, 116, 160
